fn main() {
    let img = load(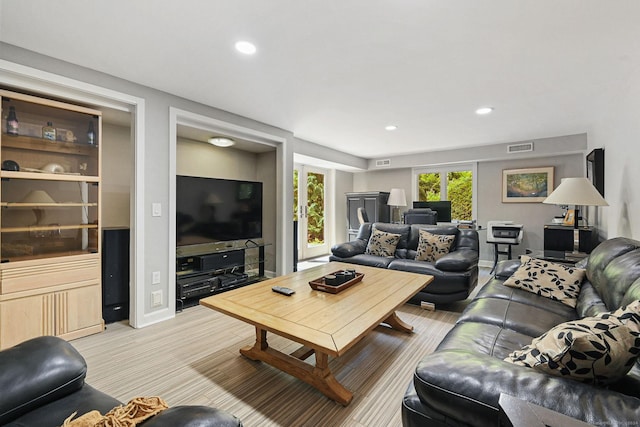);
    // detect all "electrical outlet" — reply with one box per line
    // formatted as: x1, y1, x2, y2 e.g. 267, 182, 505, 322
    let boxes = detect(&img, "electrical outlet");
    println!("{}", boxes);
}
152, 202, 162, 217
152, 271, 161, 284
151, 290, 162, 307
